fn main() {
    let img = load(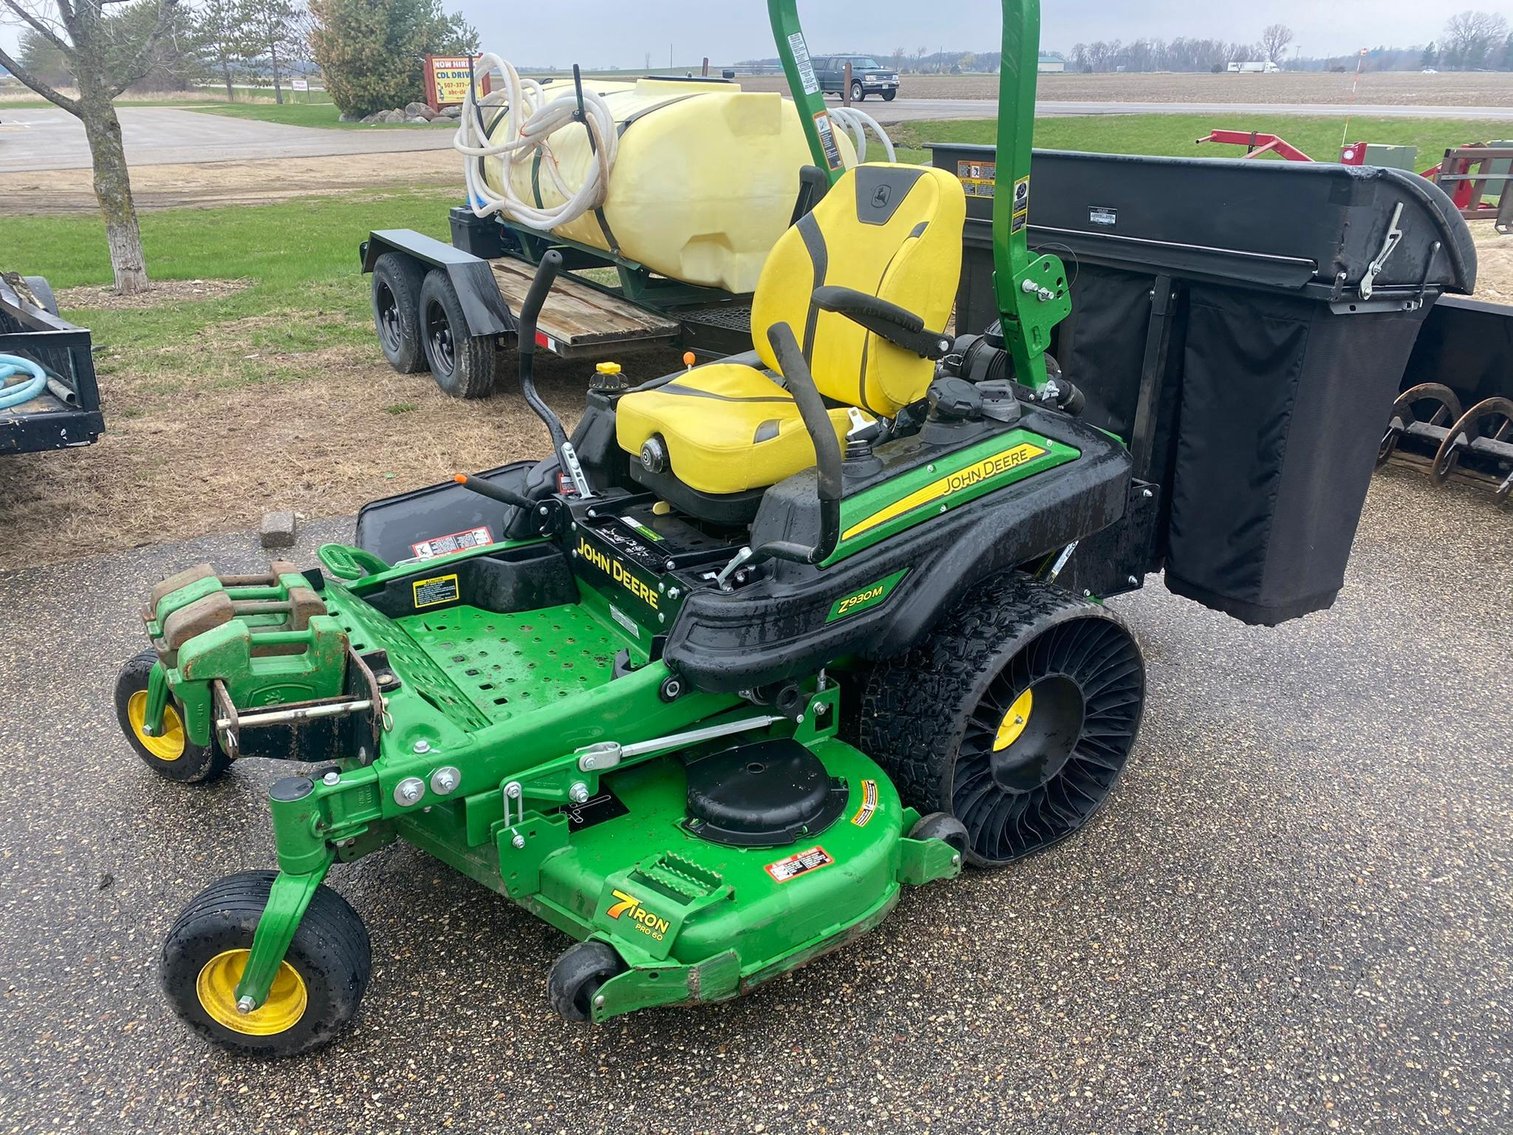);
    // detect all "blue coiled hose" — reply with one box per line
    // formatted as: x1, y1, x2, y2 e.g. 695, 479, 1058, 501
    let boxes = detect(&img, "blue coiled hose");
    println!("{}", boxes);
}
0, 353, 47, 411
